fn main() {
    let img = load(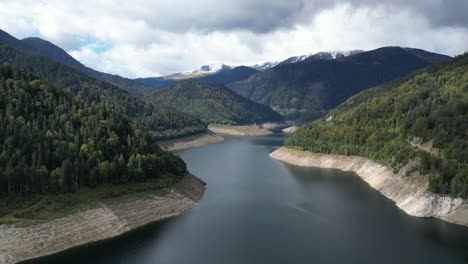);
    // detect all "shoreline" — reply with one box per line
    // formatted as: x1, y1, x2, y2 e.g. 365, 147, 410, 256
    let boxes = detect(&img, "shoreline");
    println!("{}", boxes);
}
281, 126, 299, 133
257, 122, 290, 131
158, 131, 224, 151
270, 147, 468, 228
208, 124, 273, 136
0, 174, 206, 264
